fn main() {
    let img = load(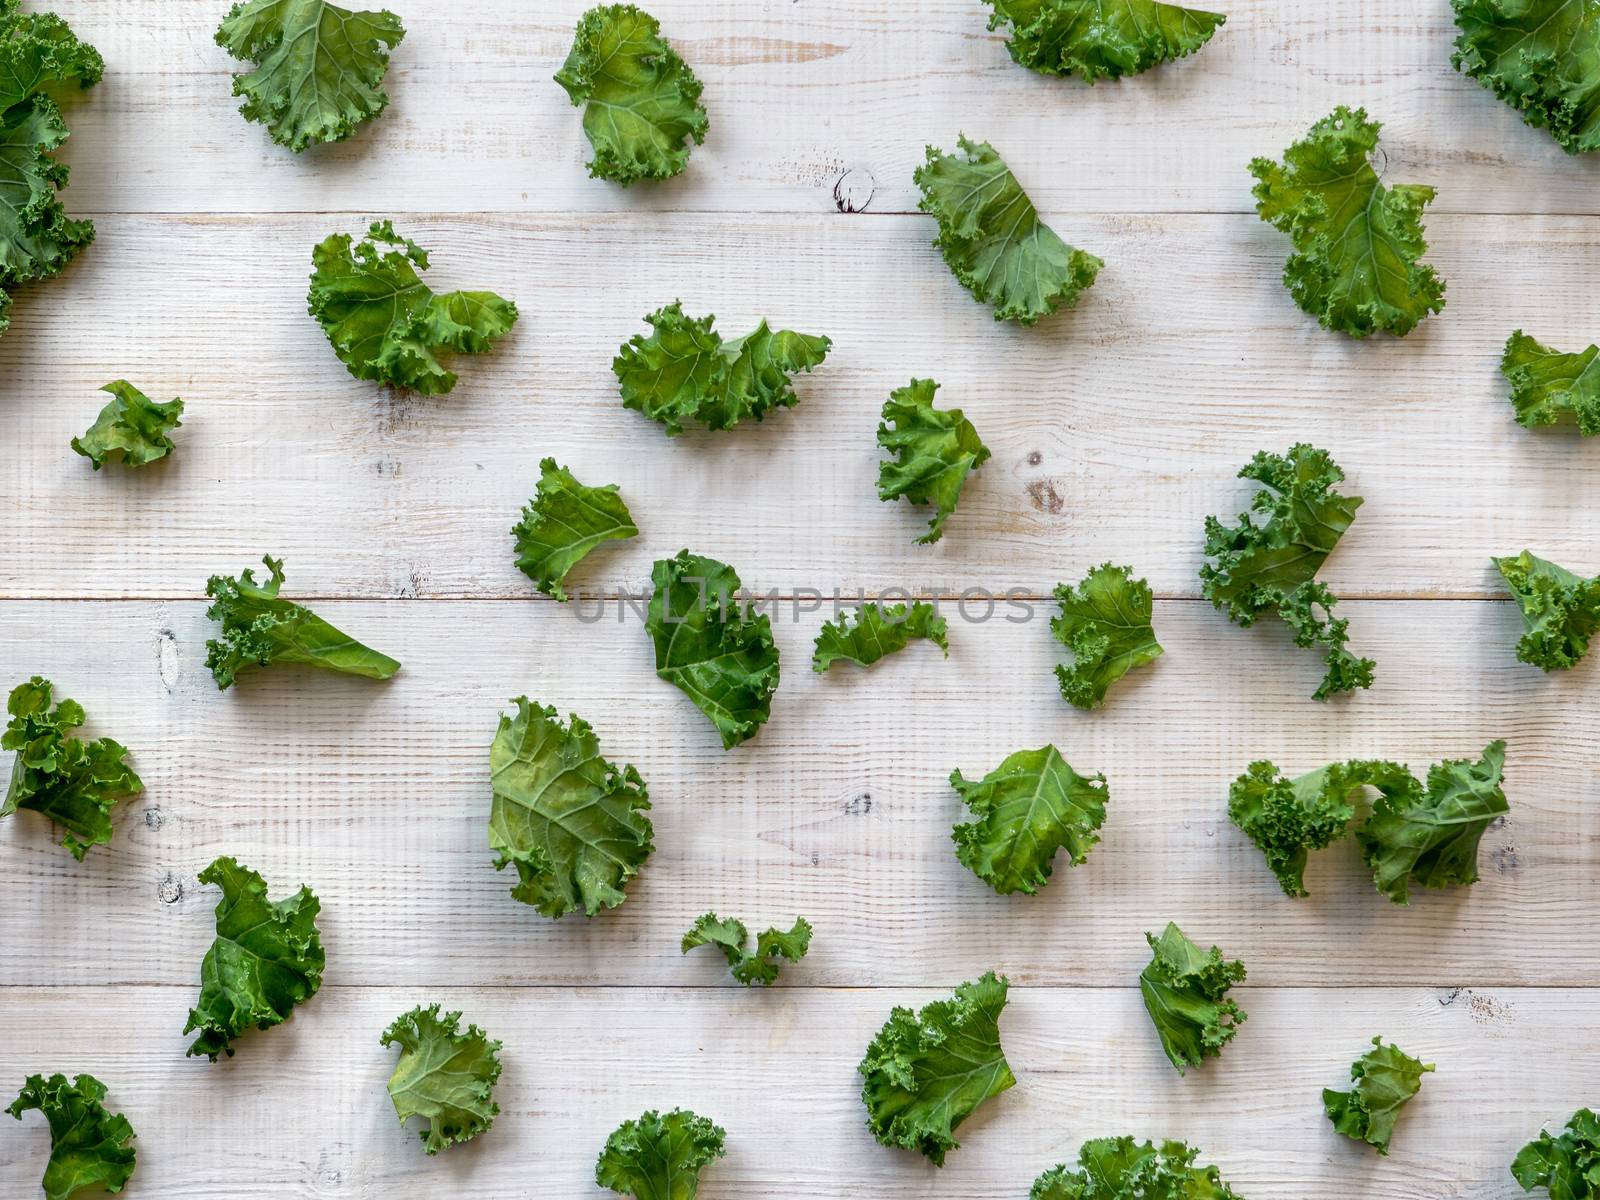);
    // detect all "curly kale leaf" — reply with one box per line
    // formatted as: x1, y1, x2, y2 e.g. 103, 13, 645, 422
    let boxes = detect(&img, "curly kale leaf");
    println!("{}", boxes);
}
813, 602, 949, 672
555, 4, 708, 185
646, 551, 780, 748
1495, 551, 1600, 672
7, 1073, 135, 1200
1031, 1137, 1242, 1200
1227, 758, 1413, 897
381, 1004, 502, 1154
681, 912, 812, 986
1452, 0, 1600, 154
183, 856, 324, 1060
1501, 330, 1600, 436
1357, 741, 1509, 905
216, 0, 403, 152
3, 676, 141, 860
951, 745, 1109, 896
308, 221, 518, 395
984, 0, 1226, 83
1513, 1108, 1600, 1197
858, 971, 1014, 1166
488, 697, 653, 918
70, 381, 183, 470
511, 458, 638, 601
1139, 922, 1246, 1074
1200, 443, 1374, 700
915, 137, 1102, 325
204, 555, 401, 689
877, 378, 992, 545
596, 1108, 726, 1198
1323, 1036, 1434, 1155
1250, 106, 1445, 338
613, 301, 831, 435
1052, 564, 1163, 710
